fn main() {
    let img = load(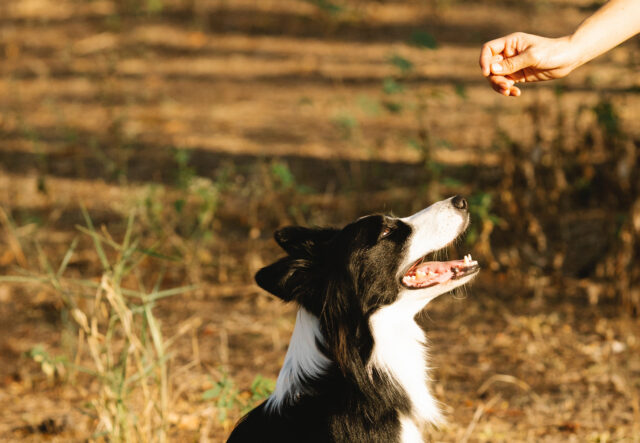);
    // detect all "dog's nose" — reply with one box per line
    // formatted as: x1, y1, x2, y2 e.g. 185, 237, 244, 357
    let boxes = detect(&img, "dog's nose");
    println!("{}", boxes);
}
451, 195, 468, 211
